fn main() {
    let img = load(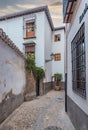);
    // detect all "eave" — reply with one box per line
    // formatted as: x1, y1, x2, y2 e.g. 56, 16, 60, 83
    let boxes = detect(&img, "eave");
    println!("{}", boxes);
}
63, 0, 77, 23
